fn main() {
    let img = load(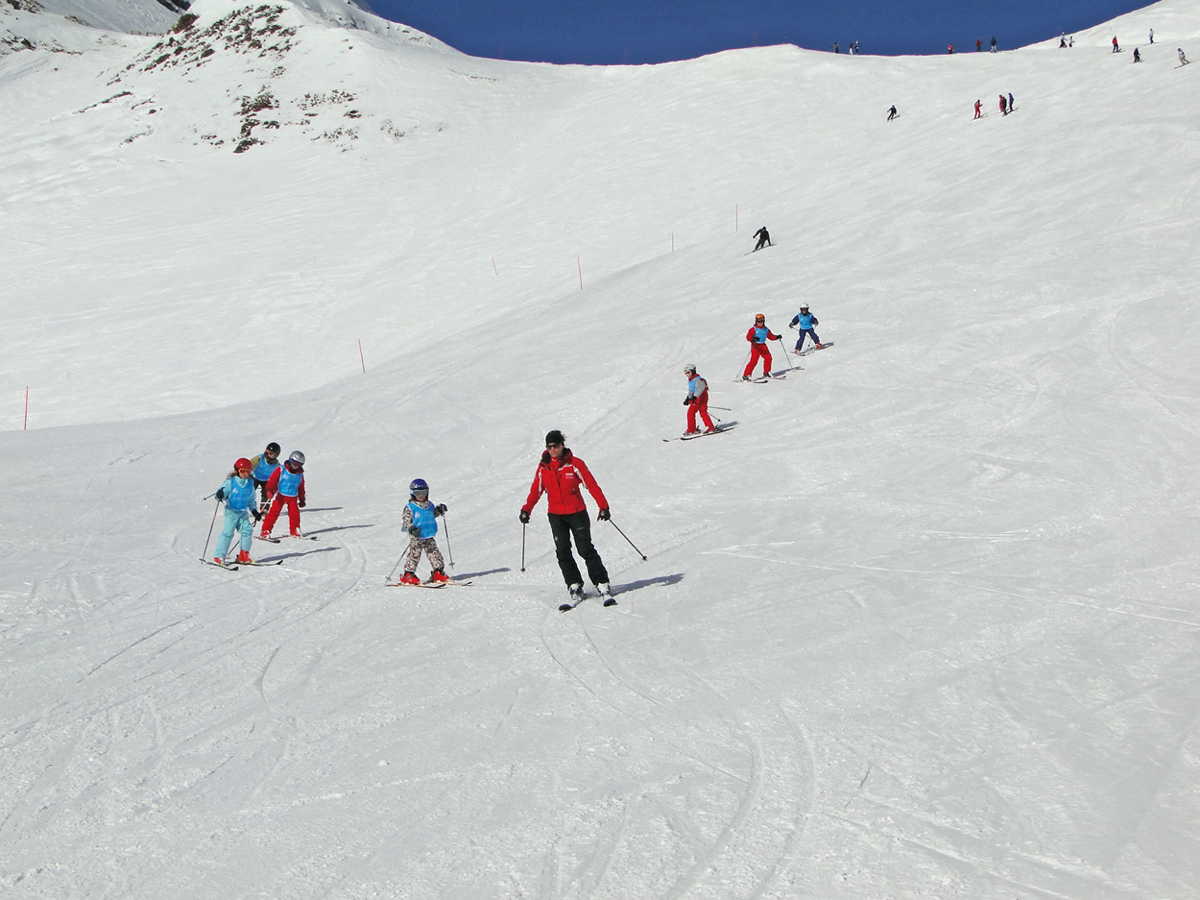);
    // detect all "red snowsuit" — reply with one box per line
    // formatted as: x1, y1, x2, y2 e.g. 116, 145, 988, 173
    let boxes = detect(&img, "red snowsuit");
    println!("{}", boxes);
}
522, 449, 608, 516
262, 461, 306, 536
743, 324, 780, 378
685, 373, 715, 433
